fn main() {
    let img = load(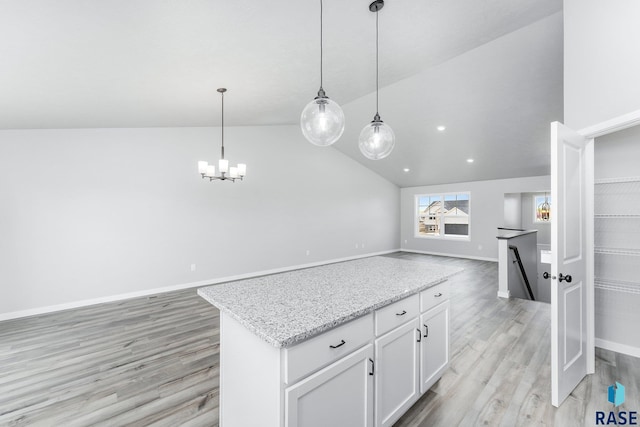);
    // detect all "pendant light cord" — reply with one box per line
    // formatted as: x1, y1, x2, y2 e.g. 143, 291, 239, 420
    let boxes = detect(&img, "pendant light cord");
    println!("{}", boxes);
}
221, 91, 225, 160
319, 0, 324, 92
376, 8, 379, 116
